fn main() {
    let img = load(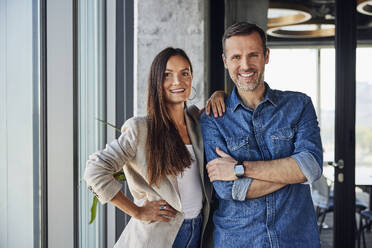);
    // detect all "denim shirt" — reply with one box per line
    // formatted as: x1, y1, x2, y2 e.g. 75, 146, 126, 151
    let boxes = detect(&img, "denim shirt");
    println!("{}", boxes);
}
200, 83, 323, 248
